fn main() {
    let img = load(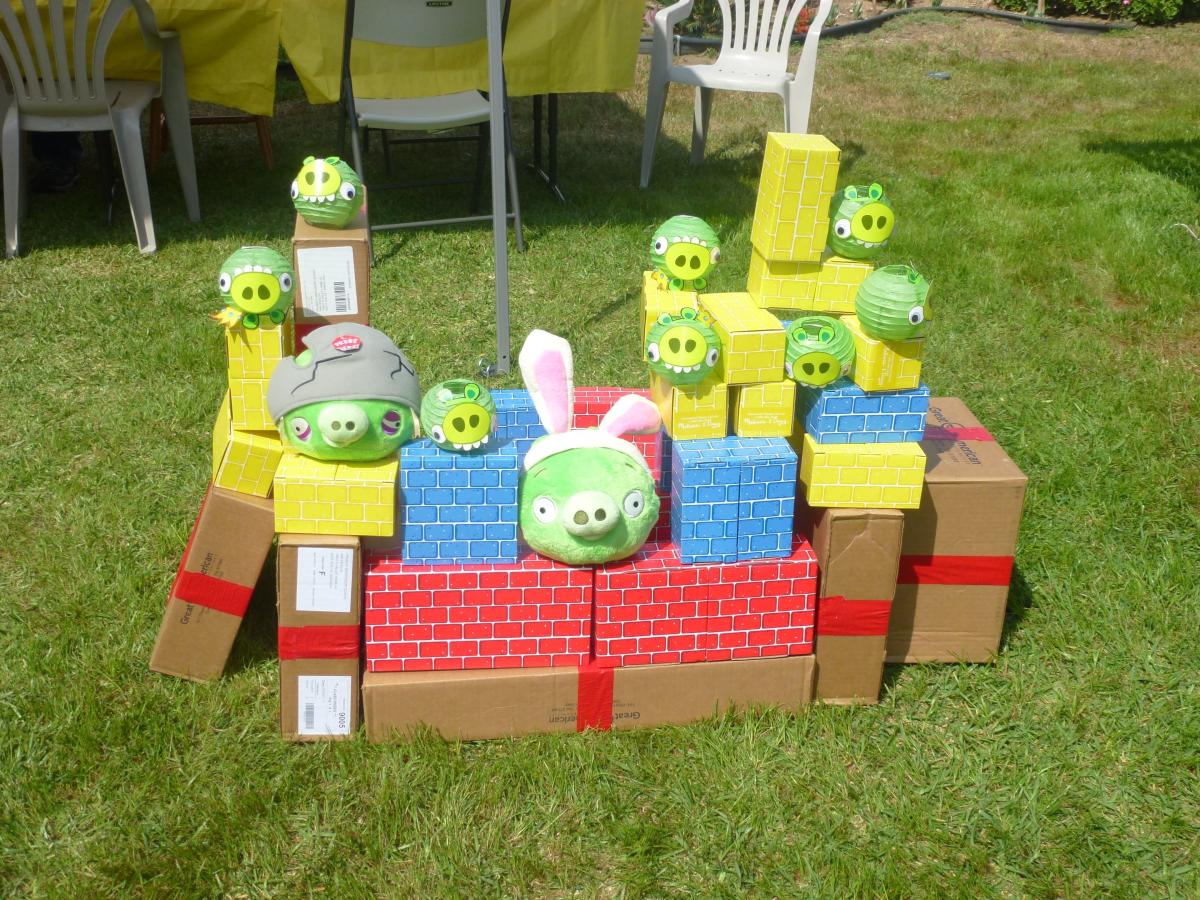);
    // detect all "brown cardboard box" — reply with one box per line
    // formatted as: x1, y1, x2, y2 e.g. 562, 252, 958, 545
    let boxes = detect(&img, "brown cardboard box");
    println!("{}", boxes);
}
291, 201, 370, 332
149, 486, 276, 682
889, 397, 1028, 663
363, 655, 815, 741
277, 534, 362, 741
805, 507, 904, 704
